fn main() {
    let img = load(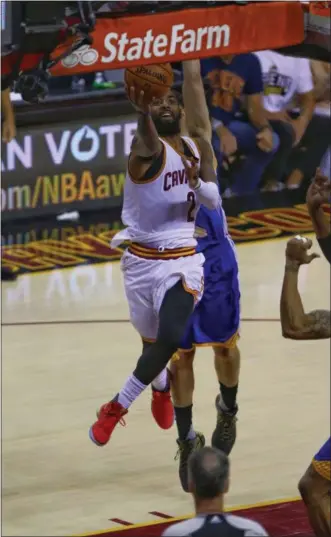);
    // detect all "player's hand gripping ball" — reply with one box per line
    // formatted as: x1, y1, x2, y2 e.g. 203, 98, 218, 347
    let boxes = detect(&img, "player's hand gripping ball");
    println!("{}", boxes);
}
286, 236, 320, 266
125, 63, 174, 112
